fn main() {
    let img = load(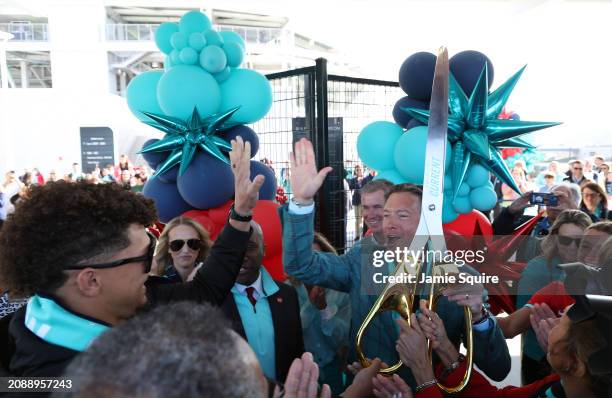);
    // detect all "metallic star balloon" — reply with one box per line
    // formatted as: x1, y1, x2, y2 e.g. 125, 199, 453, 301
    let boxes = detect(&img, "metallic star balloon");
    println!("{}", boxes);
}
138, 107, 240, 178
403, 65, 561, 197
